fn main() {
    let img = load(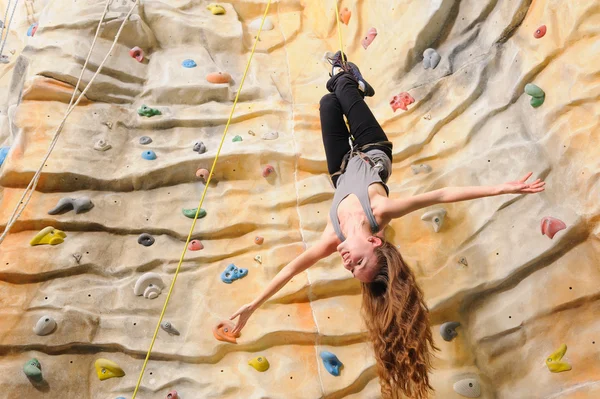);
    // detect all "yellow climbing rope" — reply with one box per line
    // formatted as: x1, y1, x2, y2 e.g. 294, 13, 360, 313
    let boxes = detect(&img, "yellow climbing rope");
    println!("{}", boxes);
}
130, 2, 272, 397
333, 1, 346, 66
